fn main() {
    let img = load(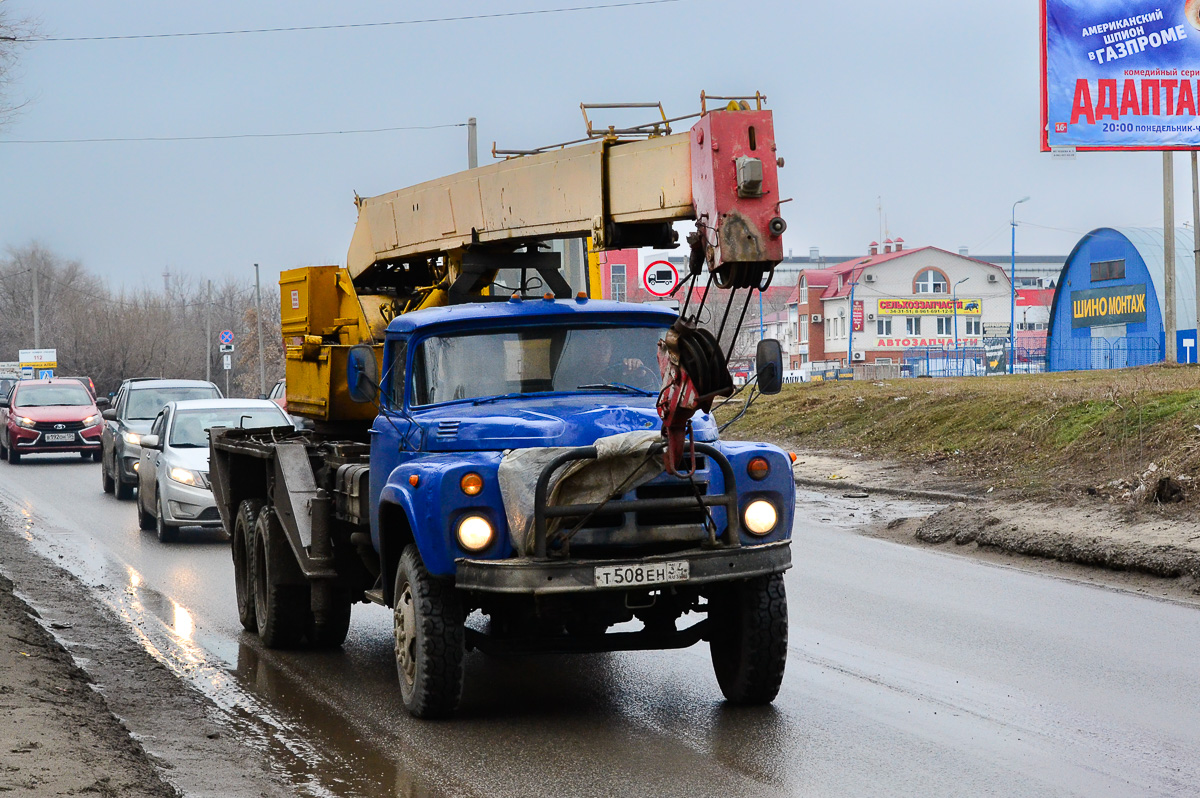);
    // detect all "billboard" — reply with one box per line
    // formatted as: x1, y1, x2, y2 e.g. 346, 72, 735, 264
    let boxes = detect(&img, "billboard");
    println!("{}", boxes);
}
1042, 0, 1200, 150
1070, 283, 1148, 327
877, 298, 983, 316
